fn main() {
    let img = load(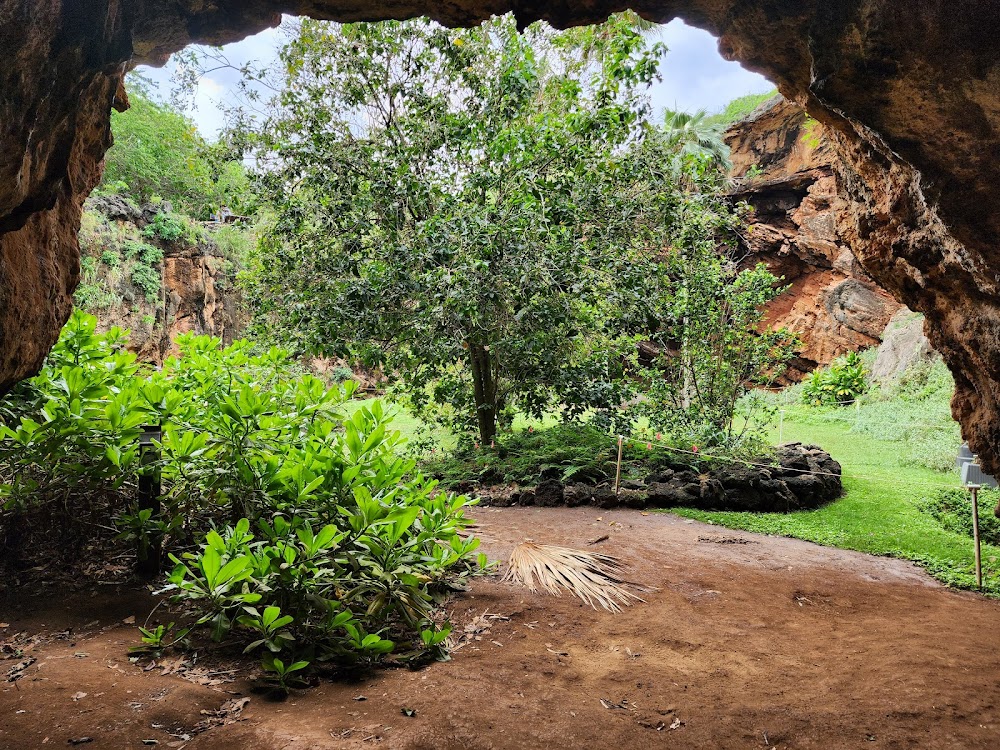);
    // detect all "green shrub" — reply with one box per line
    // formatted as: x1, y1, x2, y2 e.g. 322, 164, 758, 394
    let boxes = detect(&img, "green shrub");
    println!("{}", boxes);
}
121, 239, 162, 263
918, 488, 1000, 546
802, 351, 868, 406
100, 249, 121, 268
143, 212, 188, 242
331, 366, 355, 382
130, 264, 161, 303
0, 311, 482, 674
